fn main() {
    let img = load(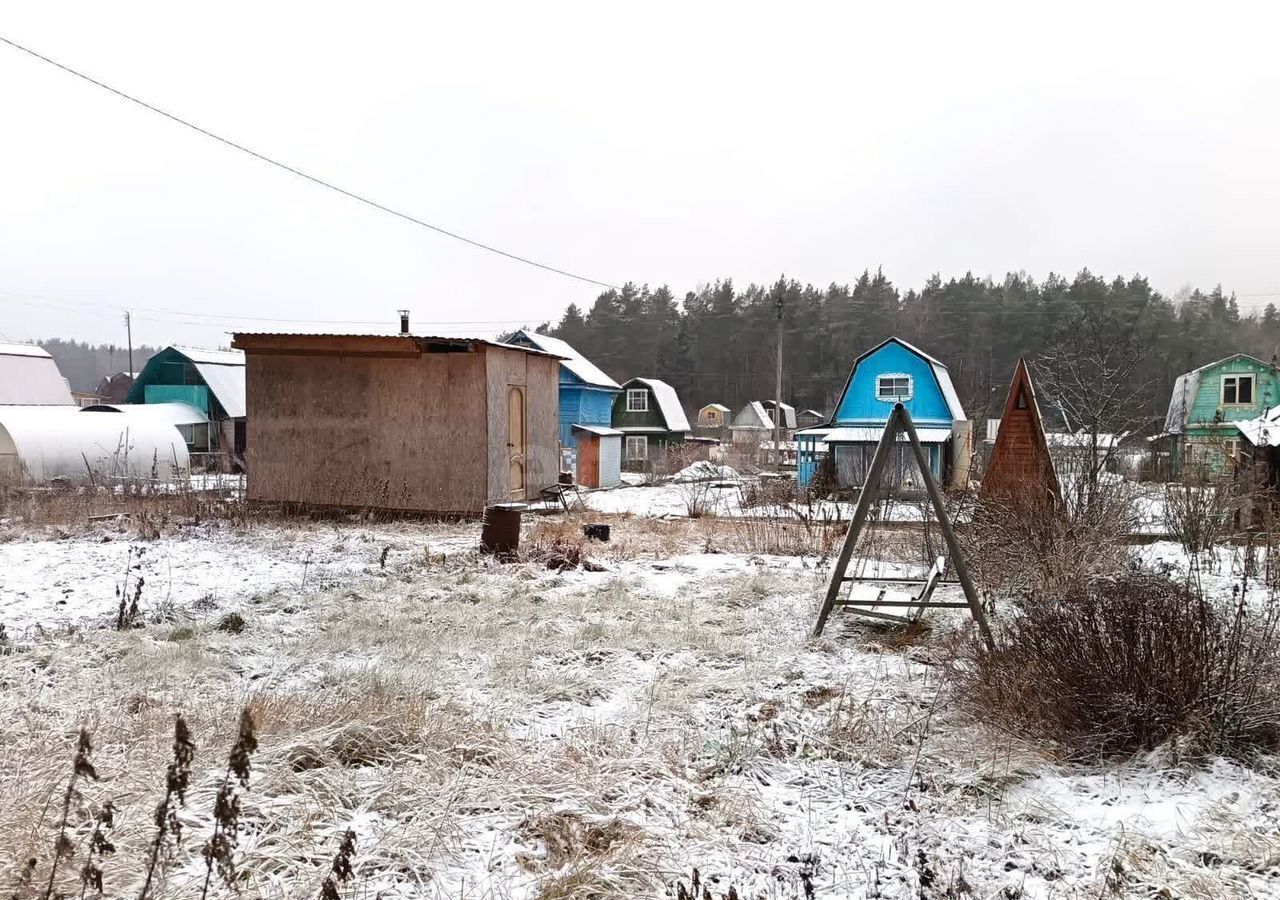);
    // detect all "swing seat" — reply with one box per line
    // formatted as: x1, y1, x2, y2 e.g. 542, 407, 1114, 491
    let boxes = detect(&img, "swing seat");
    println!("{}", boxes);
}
833, 556, 968, 623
